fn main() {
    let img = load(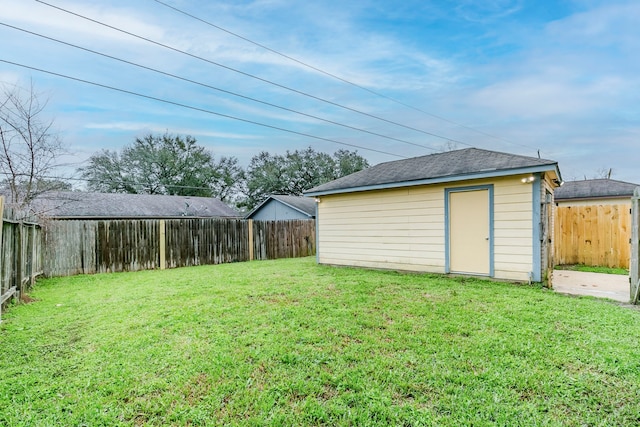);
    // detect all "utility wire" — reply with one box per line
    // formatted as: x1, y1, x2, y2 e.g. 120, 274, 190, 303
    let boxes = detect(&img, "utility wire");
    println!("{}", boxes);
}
0, 22, 437, 152
36, 0, 474, 149
151, 0, 538, 153
0, 59, 407, 159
